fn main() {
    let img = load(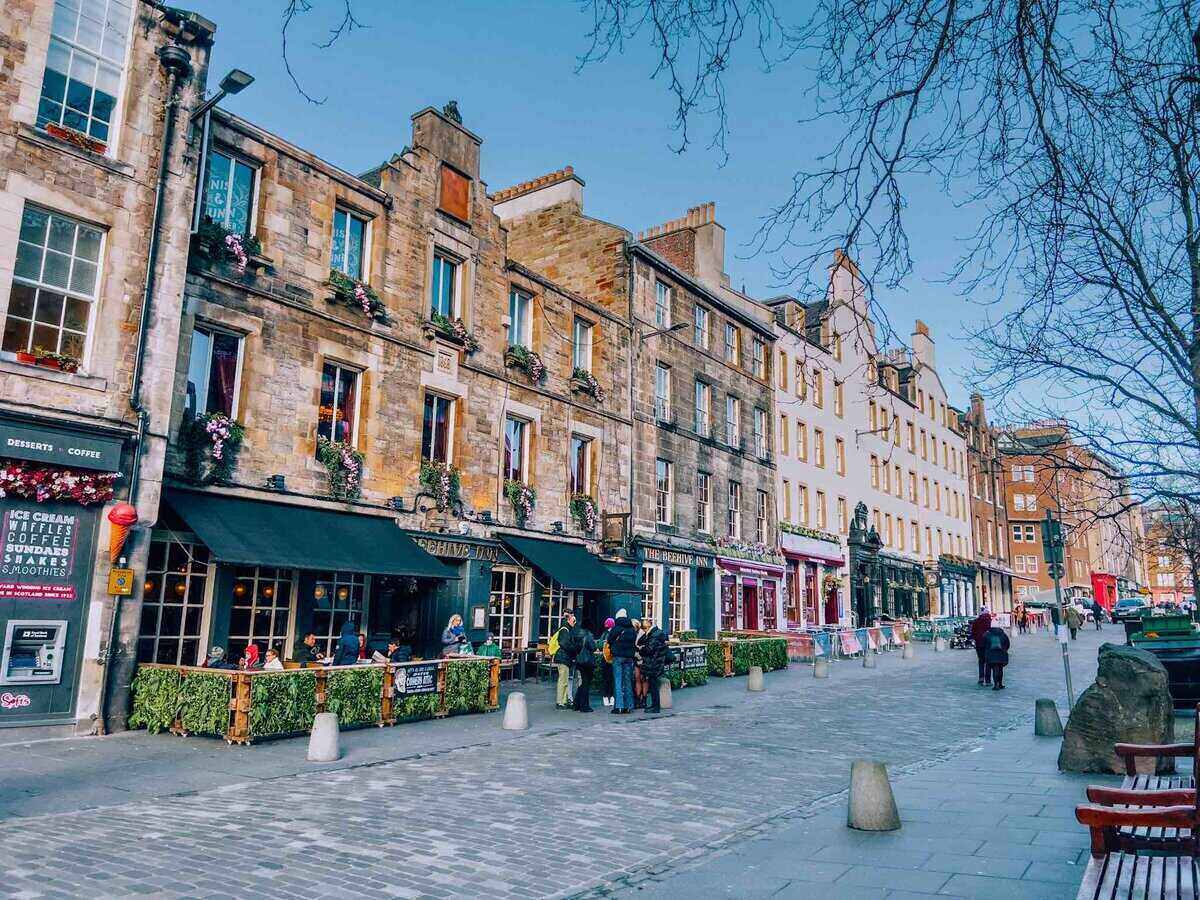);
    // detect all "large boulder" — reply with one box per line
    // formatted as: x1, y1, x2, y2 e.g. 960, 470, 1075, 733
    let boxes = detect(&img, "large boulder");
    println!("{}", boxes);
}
1059, 643, 1175, 774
